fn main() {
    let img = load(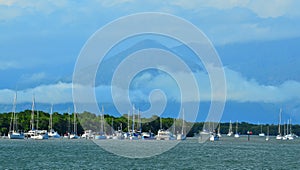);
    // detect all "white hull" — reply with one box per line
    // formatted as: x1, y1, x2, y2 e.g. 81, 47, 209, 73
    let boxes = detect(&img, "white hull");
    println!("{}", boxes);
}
258, 133, 265, 137
176, 134, 186, 140
276, 135, 282, 140
234, 134, 240, 138
31, 134, 49, 140
70, 134, 79, 139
